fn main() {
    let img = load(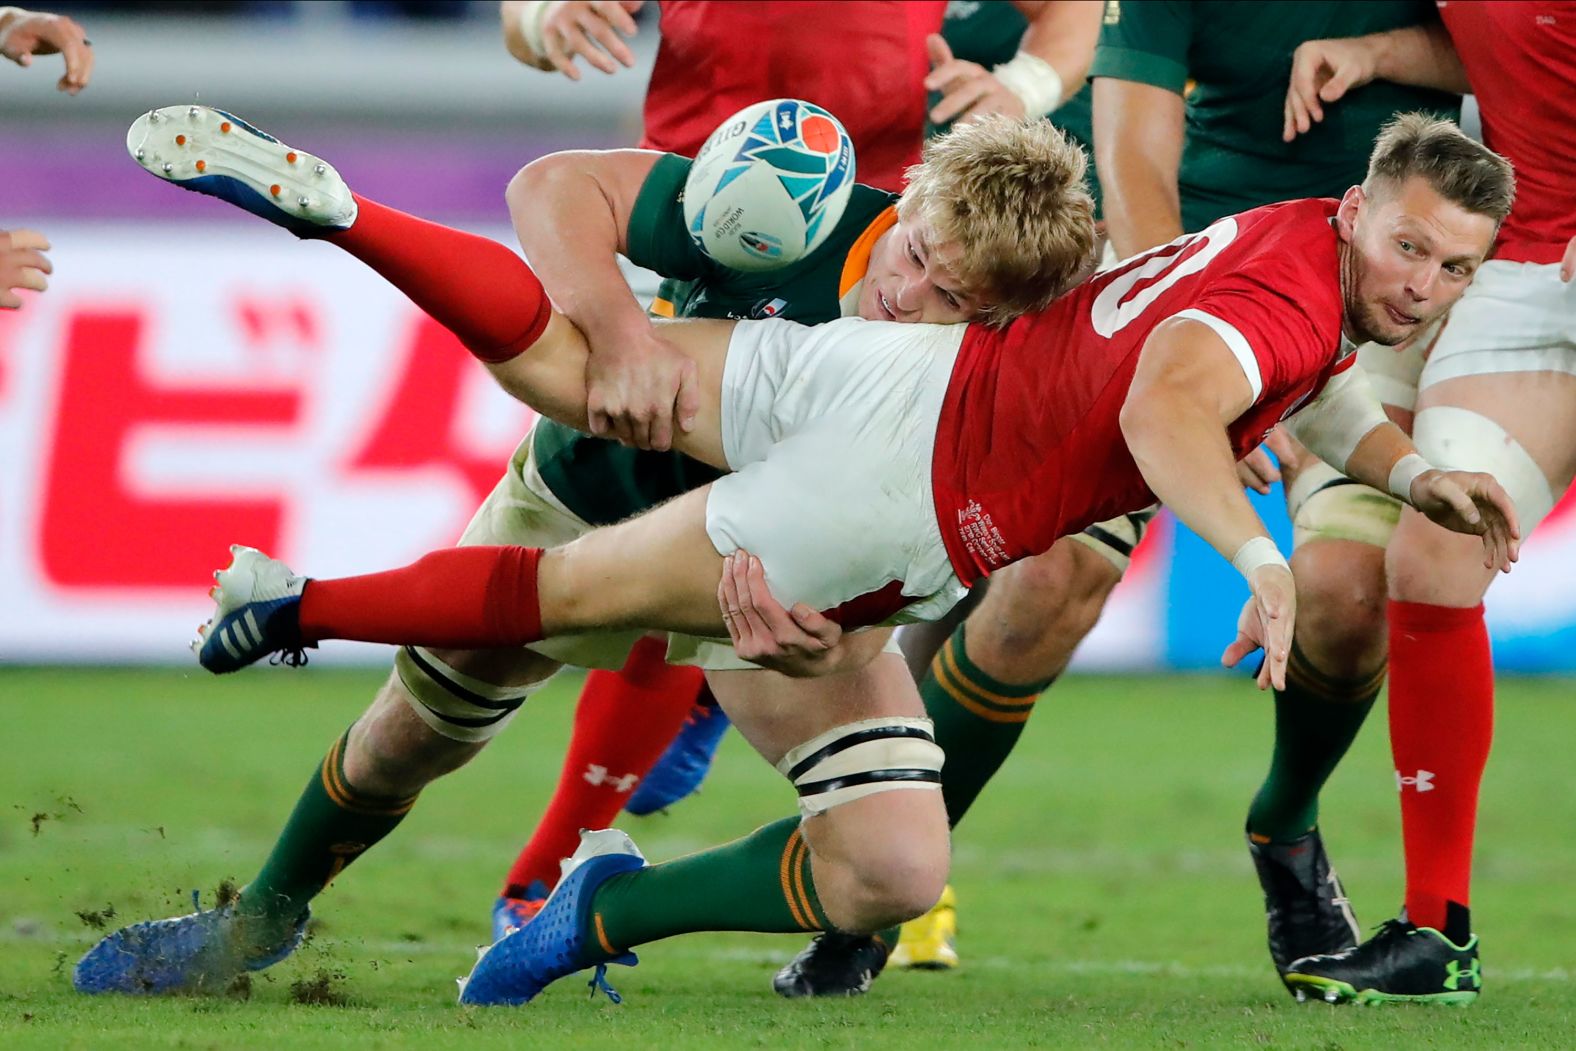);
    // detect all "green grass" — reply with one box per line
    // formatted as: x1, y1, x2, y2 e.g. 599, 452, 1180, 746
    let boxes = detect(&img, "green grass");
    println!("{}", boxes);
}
2, 667, 1574, 1049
